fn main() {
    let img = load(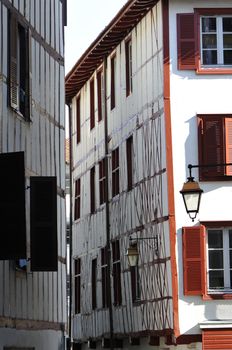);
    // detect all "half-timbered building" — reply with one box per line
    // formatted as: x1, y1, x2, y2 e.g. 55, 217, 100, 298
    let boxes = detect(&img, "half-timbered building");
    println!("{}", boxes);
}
65, 0, 232, 349
0, 0, 66, 349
